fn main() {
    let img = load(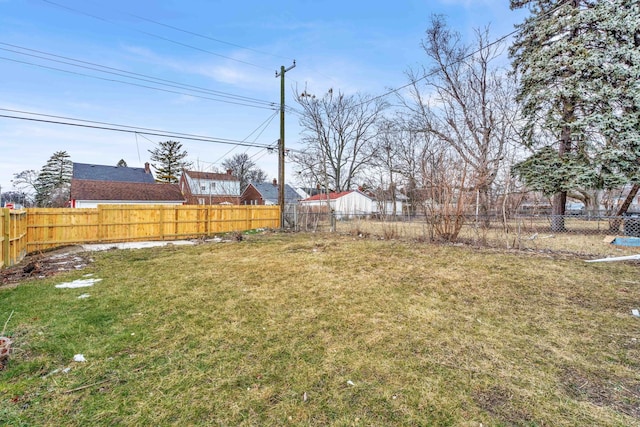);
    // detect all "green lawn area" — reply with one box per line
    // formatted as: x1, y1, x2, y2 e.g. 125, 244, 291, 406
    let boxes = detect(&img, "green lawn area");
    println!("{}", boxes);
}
1, 232, 639, 426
